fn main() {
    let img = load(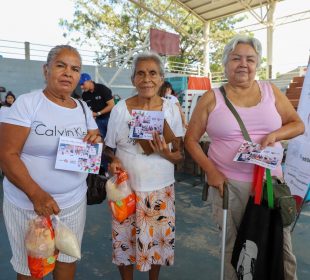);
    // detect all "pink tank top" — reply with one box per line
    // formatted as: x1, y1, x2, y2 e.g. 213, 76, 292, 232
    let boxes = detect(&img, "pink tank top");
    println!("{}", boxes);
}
207, 81, 283, 182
